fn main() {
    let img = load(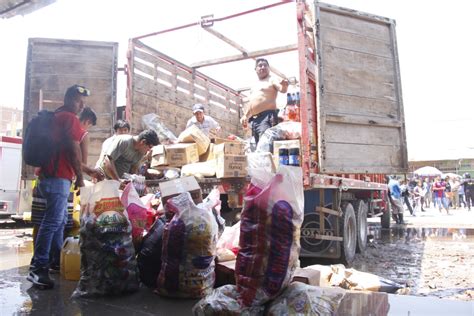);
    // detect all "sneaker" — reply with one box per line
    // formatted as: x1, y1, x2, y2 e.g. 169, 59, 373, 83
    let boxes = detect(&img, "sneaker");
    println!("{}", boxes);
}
27, 268, 54, 289
49, 264, 60, 274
